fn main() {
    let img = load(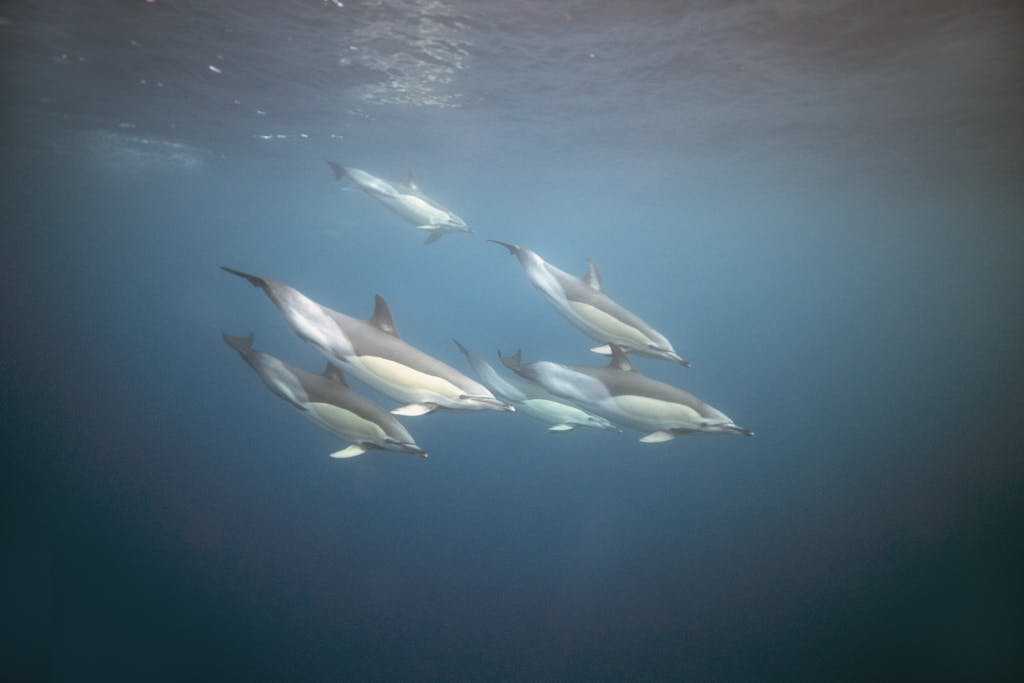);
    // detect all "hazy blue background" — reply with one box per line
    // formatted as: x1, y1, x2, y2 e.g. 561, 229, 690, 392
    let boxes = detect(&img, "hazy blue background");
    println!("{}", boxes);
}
3, 1, 1022, 680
